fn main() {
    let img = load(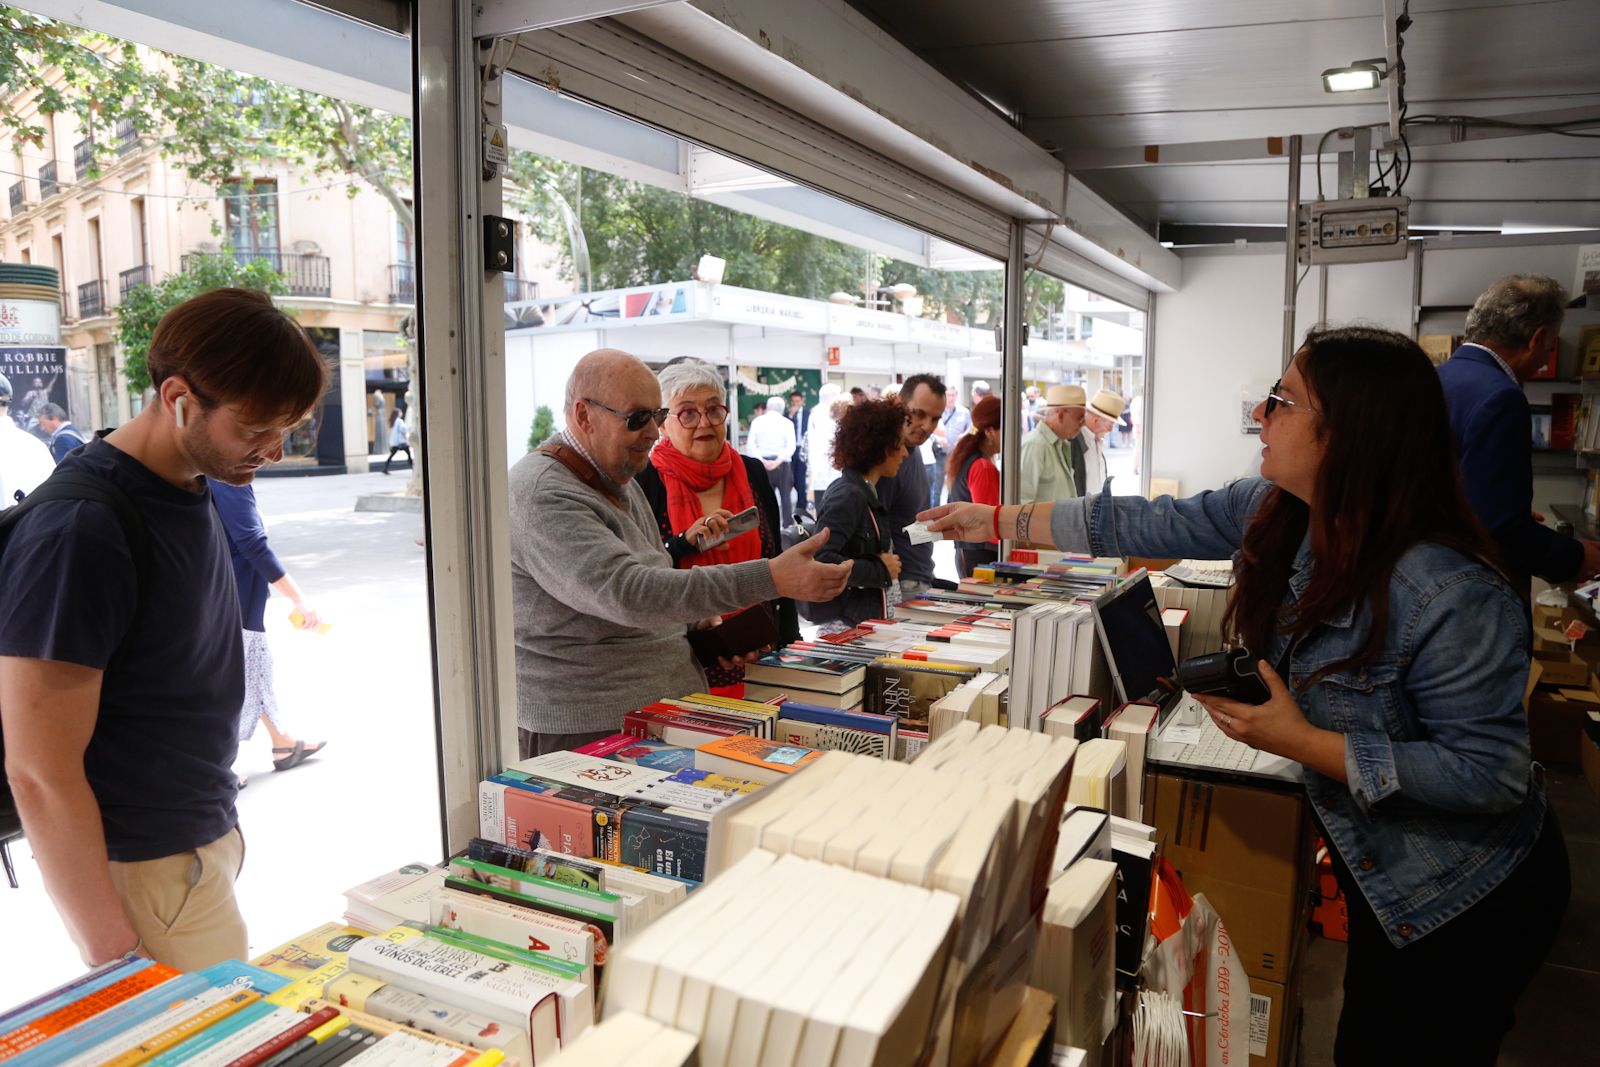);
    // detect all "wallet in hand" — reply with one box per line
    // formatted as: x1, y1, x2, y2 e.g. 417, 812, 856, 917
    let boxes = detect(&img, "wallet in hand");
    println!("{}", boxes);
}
688, 604, 779, 667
